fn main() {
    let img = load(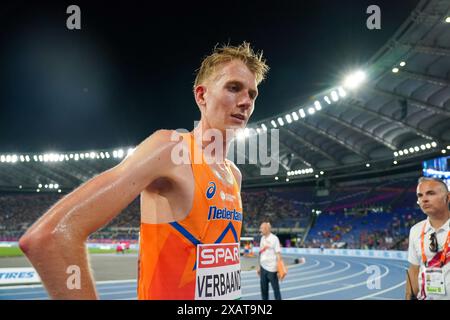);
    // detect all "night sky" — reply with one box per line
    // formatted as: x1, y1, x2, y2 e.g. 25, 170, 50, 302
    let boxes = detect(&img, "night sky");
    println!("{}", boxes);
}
0, 0, 420, 153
